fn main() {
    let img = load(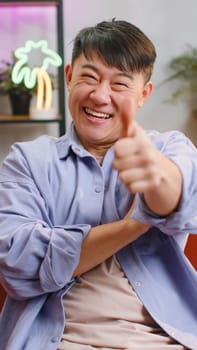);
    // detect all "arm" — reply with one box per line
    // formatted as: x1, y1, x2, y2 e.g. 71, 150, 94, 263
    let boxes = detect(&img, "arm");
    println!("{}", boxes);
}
74, 210, 148, 276
0, 143, 148, 299
143, 150, 182, 216
122, 130, 197, 236
0, 179, 148, 297
113, 121, 182, 216
0, 145, 89, 299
